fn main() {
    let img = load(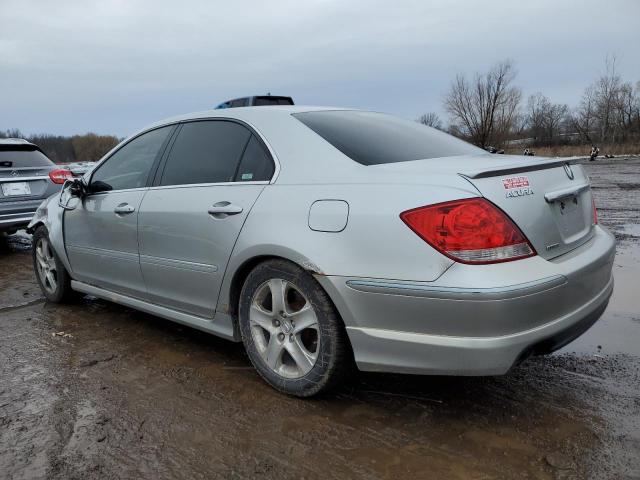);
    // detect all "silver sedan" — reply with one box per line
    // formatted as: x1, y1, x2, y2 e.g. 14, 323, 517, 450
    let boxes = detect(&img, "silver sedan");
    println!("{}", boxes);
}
28, 106, 615, 397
